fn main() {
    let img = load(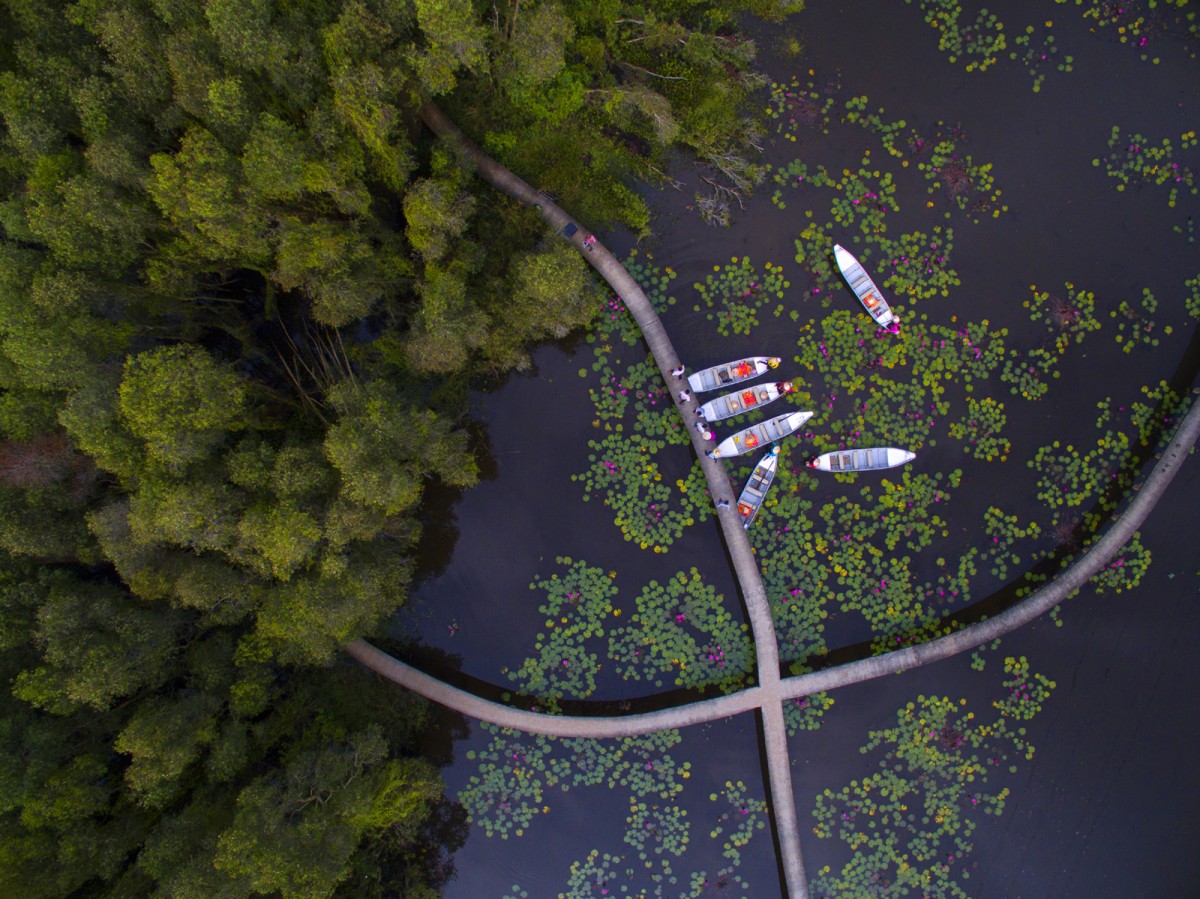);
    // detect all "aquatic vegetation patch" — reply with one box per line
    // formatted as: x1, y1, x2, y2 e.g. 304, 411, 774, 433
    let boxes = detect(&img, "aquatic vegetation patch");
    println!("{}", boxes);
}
1009, 22, 1075, 91
707, 780, 768, 864
916, 139, 1005, 220
903, 0, 1008, 72
476, 728, 772, 897
1093, 126, 1198, 210
948, 396, 1011, 461
505, 558, 619, 702
692, 256, 790, 337
608, 569, 755, 693
766, 74, 838, 139
1024, 281, 1103, 351
1089, 530, 1152, 595
982, 506, 1042, 580
1056, 0, 1200, 62
1187, 273, 1200, 318
1111, 287, 1169, 352
575, 433, 703, 551
809, 658, 1056, 896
